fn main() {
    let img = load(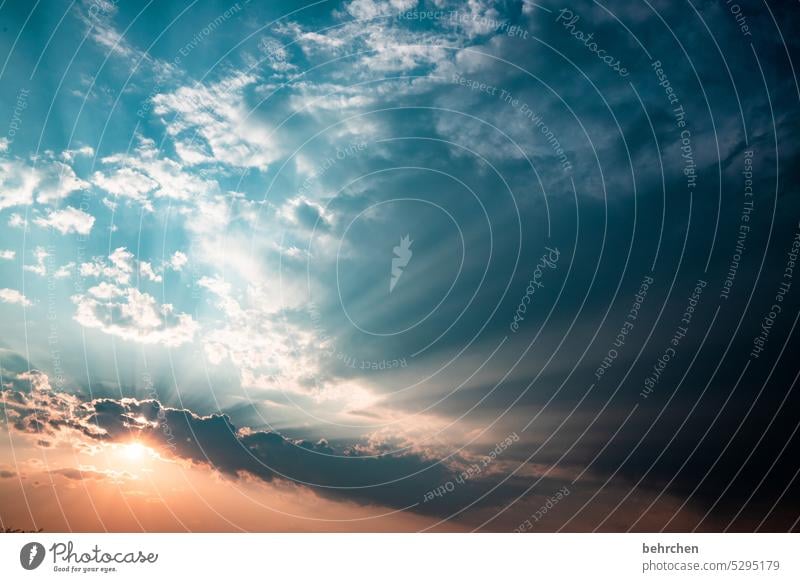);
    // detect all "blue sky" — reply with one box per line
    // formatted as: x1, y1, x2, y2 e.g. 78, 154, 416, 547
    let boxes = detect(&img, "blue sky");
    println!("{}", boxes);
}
1, 0, 799, 532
